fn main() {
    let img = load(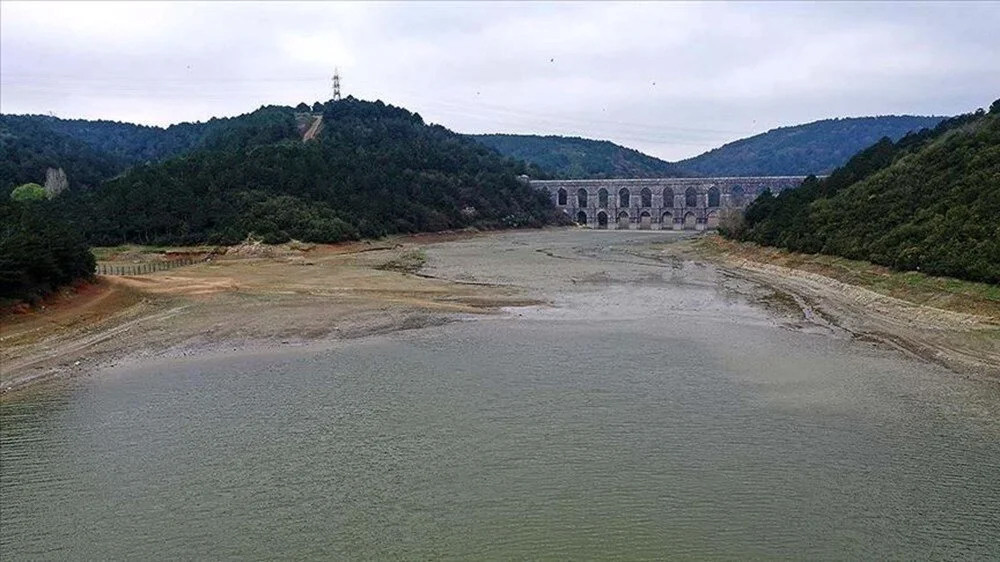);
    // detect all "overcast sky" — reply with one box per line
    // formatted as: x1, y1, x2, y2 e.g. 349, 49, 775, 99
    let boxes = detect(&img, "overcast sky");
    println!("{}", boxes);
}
2, 1, 998, 160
